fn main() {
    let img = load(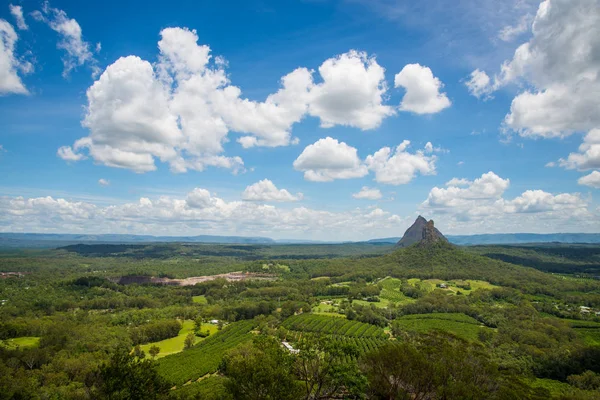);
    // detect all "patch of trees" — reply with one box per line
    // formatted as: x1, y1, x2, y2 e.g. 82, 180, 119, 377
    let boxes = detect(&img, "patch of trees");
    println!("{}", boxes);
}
129, 319, 181, 345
